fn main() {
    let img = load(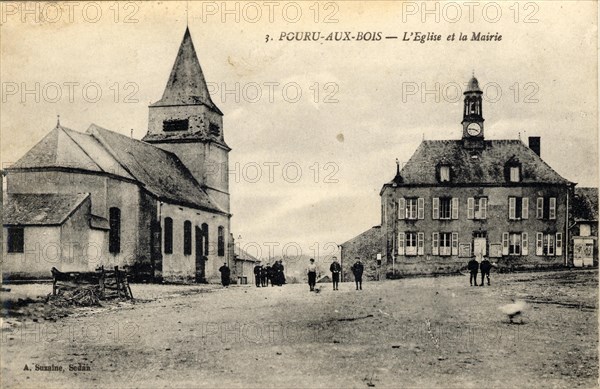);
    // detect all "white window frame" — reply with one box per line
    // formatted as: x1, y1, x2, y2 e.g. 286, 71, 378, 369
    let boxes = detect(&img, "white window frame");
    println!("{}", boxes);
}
432, 232, 439, 255
405, 232, 418, 256
417, 198, 424, 220
398, 198, 406, 220
509, 233, 522, 255
509, 166, 520, 182
398, 232, 405, 255
439, 232, 452, 256
467, 198, 475, 219
432, 198, 440, 220
440, 166, 450, 182
536, 197, 544, 219
406, 198, 418, 220
417, 232, 425, 255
